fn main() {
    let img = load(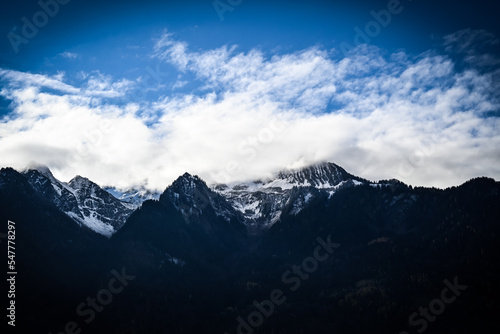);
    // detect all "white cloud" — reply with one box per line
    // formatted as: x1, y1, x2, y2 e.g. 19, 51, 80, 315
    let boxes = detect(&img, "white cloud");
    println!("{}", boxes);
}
443, 29, 500, 68
153, 32, 190, 70
0, 69, 135, 99
83, 72, 135, 98
443, 29, 498, 54
0, 69, 80, 95
1, 31, 499, 190
59, 51, 79, 59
